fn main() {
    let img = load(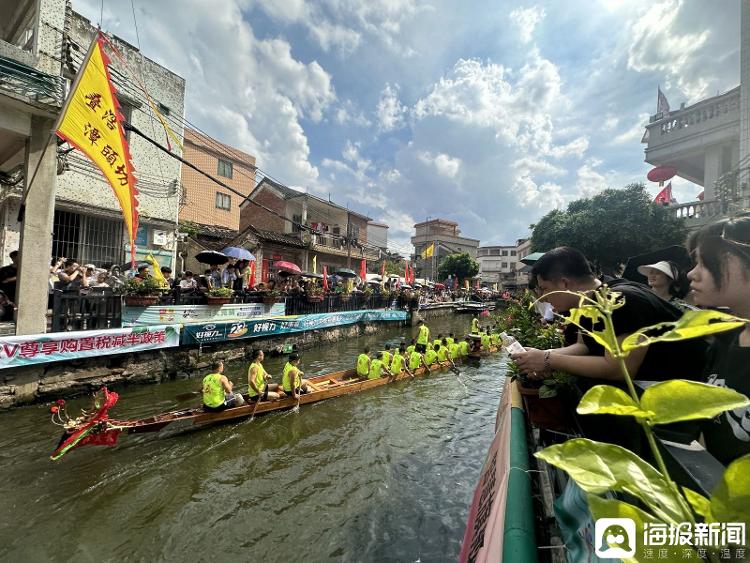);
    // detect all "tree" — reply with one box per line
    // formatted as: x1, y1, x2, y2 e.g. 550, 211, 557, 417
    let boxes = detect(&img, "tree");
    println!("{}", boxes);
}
438, 252, 479, 283
530, 183, 688, 274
